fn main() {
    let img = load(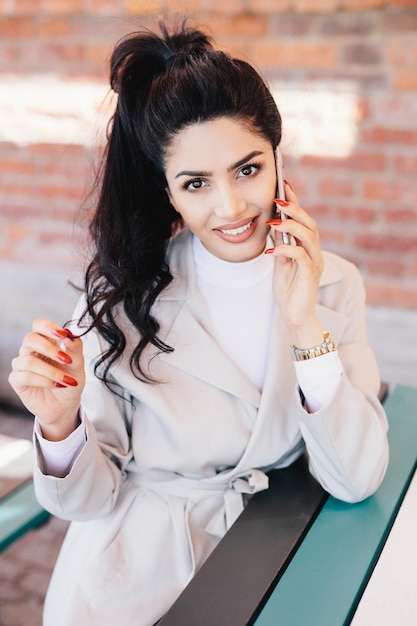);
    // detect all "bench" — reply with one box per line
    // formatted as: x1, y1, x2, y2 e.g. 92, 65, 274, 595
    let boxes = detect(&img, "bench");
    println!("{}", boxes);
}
159, 383, 417, 626
0, 432, 50, 551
